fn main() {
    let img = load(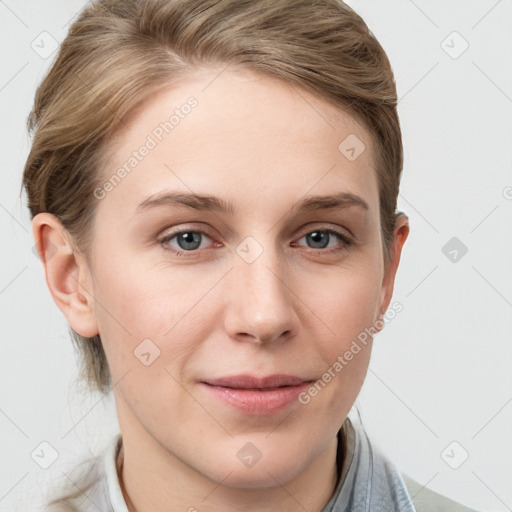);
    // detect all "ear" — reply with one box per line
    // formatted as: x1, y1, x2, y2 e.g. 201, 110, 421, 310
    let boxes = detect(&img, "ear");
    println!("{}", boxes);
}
376, 212, 410, 323
32, 212, 99, 338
